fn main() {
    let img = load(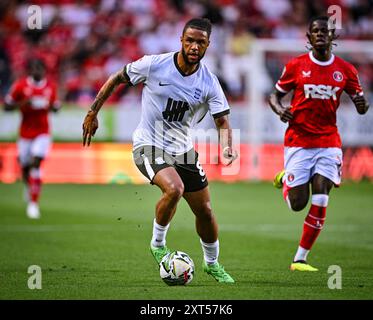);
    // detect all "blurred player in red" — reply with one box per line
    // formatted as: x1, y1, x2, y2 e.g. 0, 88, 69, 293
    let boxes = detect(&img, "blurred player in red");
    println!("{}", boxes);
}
269, 16, 369, 271
4, 59, 60, 219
